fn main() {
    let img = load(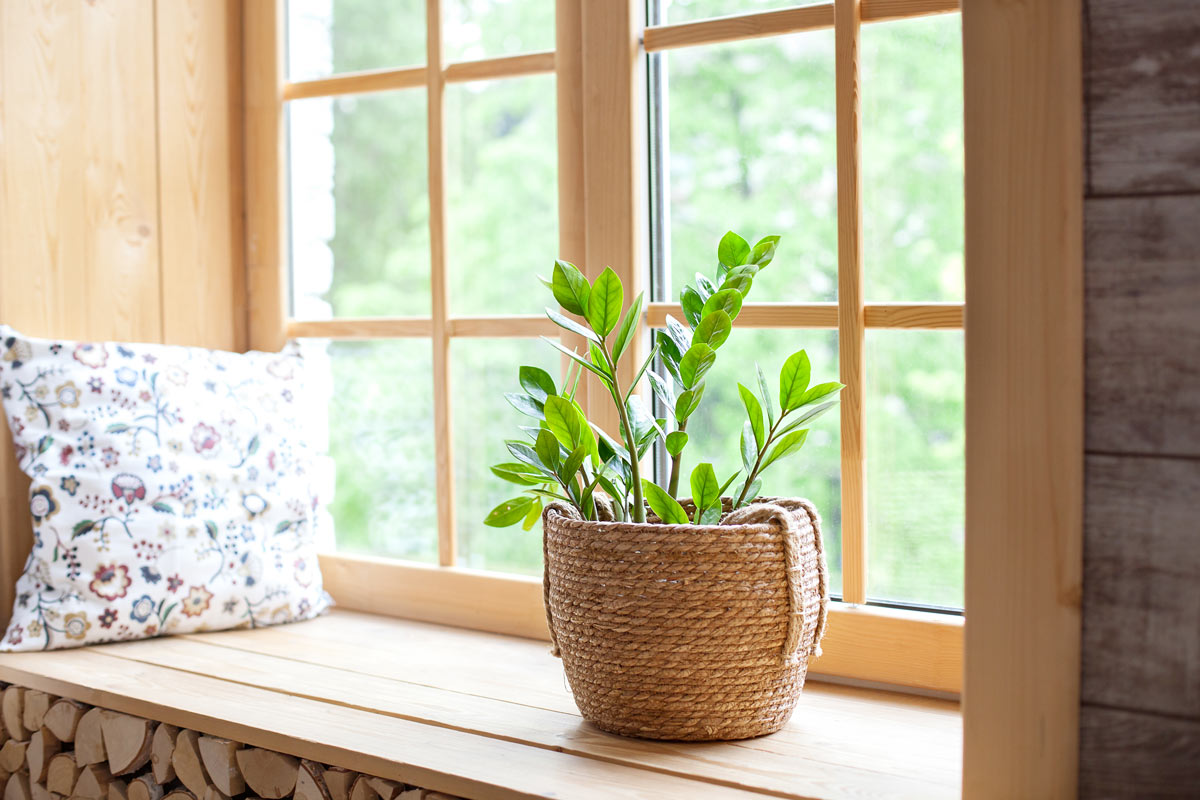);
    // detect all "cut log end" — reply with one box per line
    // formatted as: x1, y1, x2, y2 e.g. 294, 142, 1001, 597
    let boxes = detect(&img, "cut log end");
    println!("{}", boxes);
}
45, 753, 79, 797
149, 725, 178, 785
161, 791, 197, 800
319, 770, 354, 800
25, 729, 61, 783
21, 693, 54, 735
347, 776, 376, 800
100, 713, 153, 776
235, 750, 297, 800
126, 774, 164, 800
169, 730, 209, 799
0, 741, 29, 775
196, 738, 243, 797
74, 709, 107, 767
107, 778, 129, 800
73, 764, 114, 800
2, 690, 29, 743
4, 773, 30, 800
43, 701, 85, 744
293, 761, 330, 800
